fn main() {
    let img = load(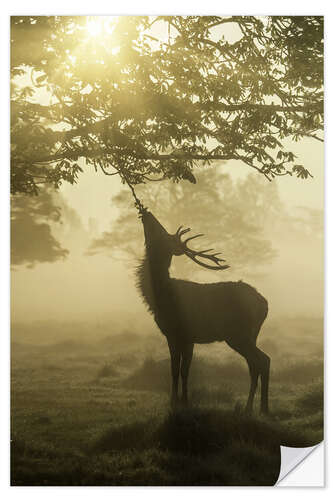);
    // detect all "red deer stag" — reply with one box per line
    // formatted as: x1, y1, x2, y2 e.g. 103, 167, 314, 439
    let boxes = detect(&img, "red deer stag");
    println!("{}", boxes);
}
136, 209, 270, 414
